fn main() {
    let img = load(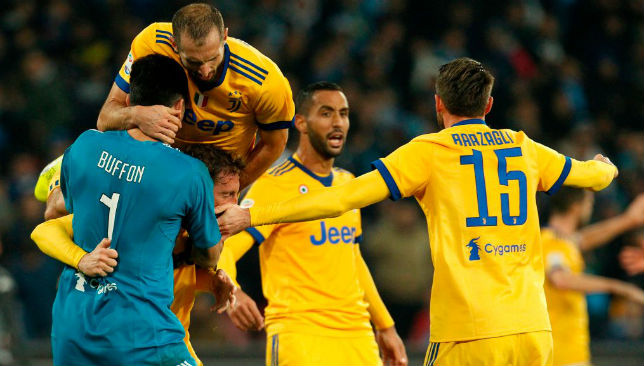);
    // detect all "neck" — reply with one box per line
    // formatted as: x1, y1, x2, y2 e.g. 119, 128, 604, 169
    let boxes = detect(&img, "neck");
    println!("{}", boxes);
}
296, 141, 334, 175
443, 114, 485, 128
548, 212, 579, 237
127, 128, 157, 142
